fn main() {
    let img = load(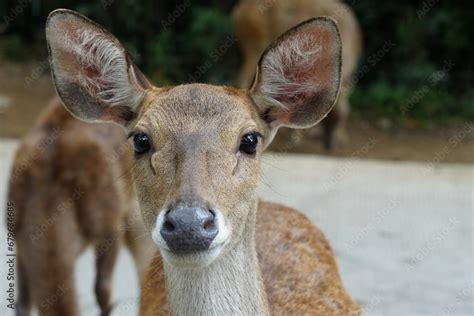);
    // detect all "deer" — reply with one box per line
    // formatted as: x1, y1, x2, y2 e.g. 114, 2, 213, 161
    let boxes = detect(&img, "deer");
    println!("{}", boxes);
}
7, 98, 154, 313
233, 0, 363, 150
45, 9, 362, 315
